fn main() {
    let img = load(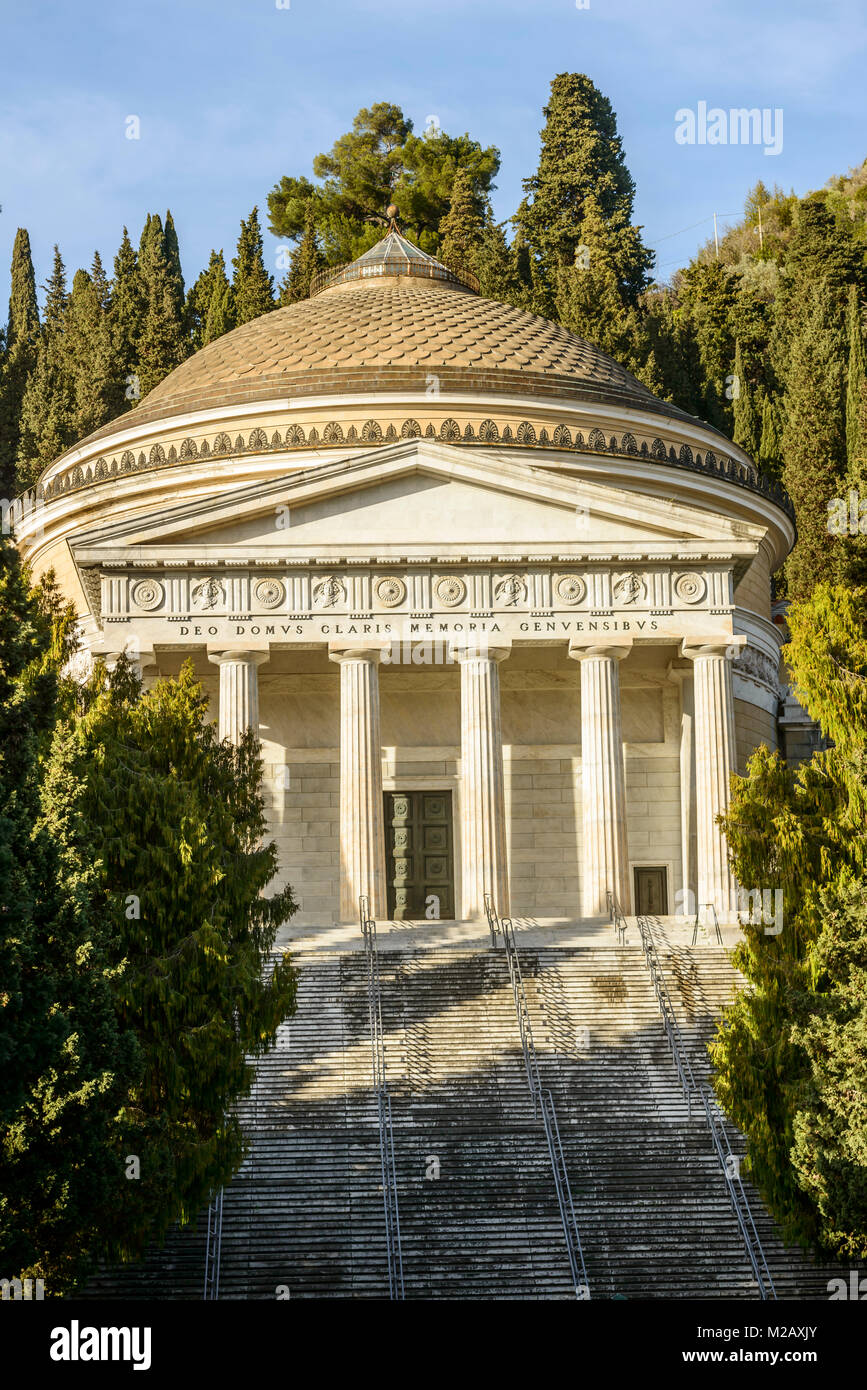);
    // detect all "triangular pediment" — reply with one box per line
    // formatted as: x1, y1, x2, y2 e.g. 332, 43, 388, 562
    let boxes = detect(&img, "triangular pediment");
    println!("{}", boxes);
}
70, 439, 763, 561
